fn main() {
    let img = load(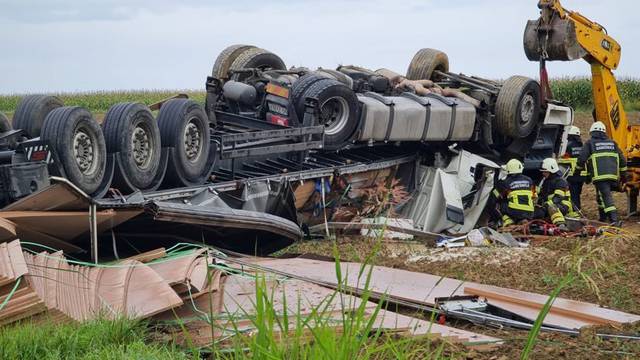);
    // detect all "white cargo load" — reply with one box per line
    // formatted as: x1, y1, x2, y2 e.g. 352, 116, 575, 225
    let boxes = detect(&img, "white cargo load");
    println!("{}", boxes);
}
356, 92, 476, 143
